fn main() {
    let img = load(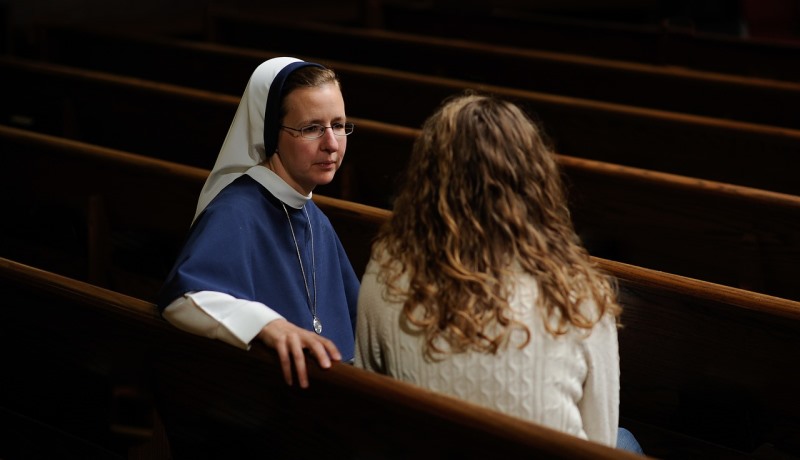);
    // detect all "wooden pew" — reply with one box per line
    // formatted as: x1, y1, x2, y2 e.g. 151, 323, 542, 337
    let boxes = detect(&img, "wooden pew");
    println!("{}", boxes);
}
371, 2, 800, 82
0, 55, 237, 171
606, 258, 800, 459
20, 31, 800, 197
3, 154, 800, 458
0, 256, 642, 460
0, 53, 417, 195
561, 157, 800, 301
3, 126, 800, 457
196, 7, 800, 130
3, 60, 800, 302
0, 124, 387, 300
